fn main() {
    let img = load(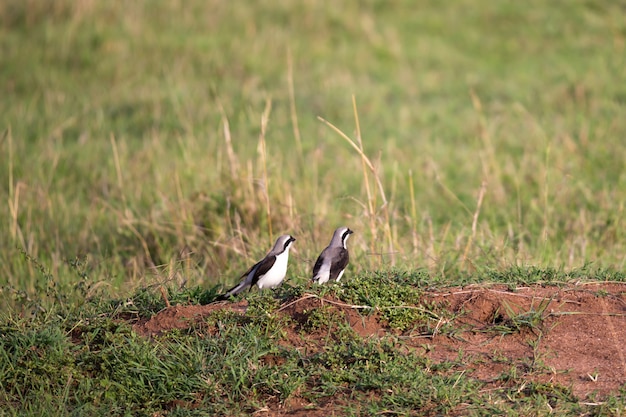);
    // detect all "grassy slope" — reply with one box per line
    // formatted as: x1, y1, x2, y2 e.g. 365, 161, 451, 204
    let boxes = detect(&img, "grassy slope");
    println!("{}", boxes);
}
1, 1, 626, 414
2, 0, 625, 295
